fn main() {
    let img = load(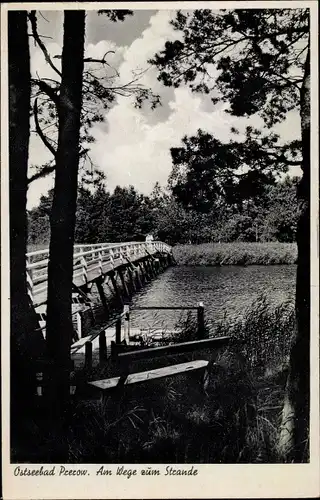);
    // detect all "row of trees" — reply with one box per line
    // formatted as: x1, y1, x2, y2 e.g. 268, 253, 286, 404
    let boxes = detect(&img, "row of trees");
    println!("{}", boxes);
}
28, 175, 300, 247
